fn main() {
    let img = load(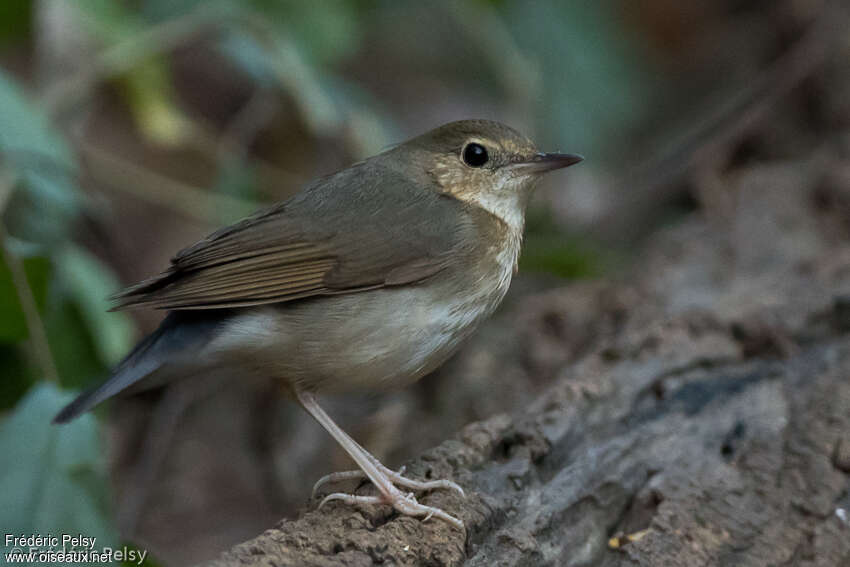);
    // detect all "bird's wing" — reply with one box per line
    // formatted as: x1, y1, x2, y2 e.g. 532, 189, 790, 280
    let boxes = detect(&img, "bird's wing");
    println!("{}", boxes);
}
112, 164, 477, 310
